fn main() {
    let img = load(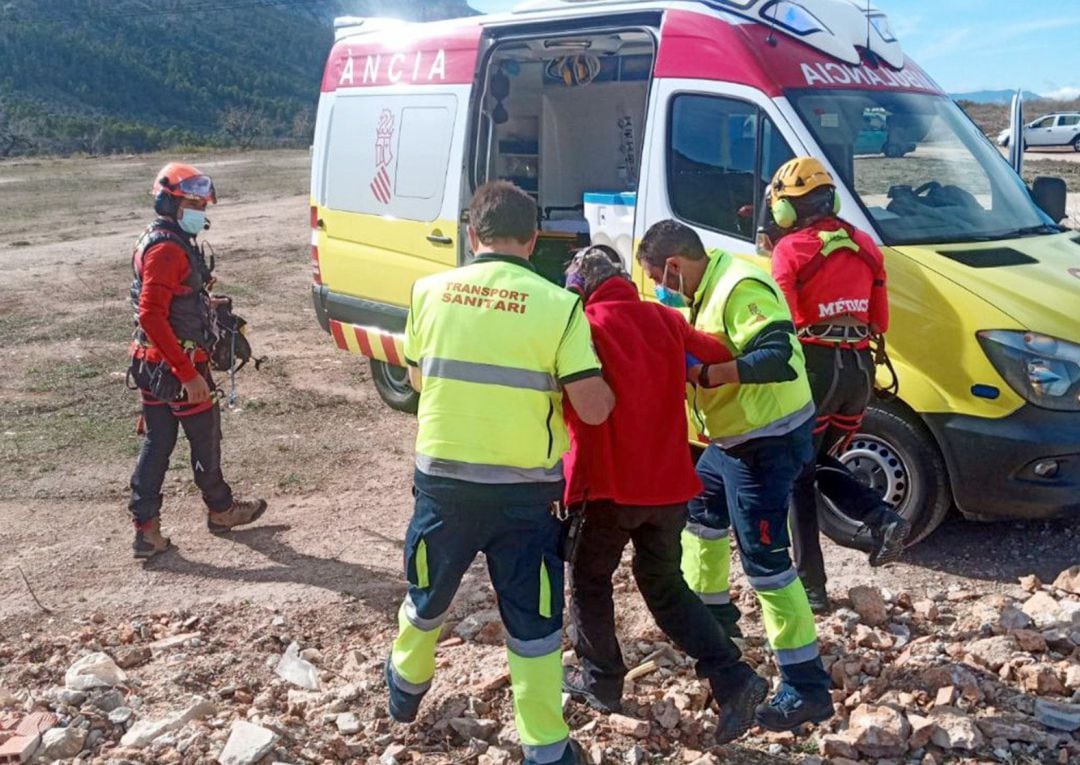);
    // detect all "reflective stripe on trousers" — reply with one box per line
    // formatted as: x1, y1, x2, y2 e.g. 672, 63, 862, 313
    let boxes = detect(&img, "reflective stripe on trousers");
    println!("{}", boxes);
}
680, 525, 731, 605
747, 567, 820, 665
507, 633, 568, 763
390, 594, 447, 693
